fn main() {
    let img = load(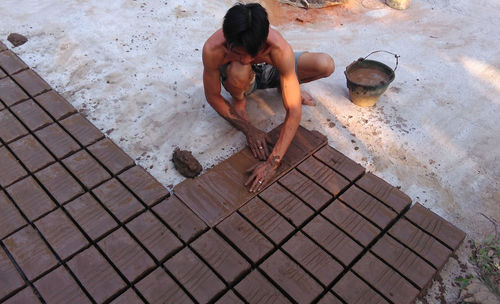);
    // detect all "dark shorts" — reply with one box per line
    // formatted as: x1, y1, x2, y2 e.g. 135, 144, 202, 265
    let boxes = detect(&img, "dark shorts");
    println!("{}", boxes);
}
220, 51, 305, 96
